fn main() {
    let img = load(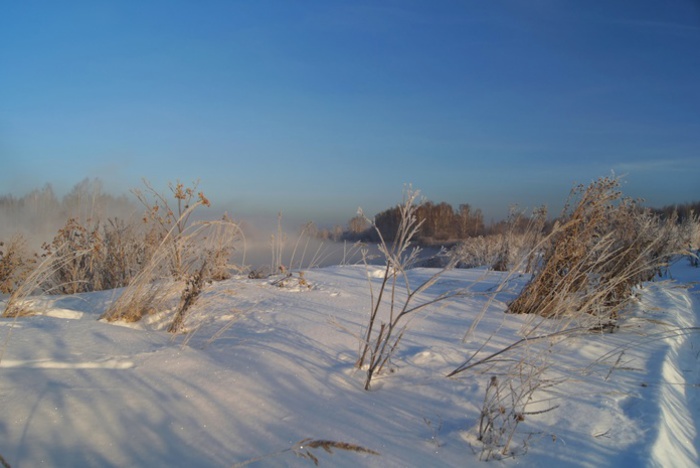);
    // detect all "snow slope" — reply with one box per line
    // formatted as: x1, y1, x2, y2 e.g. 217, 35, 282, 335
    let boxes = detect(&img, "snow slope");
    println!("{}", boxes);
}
0, 263, 698, 467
